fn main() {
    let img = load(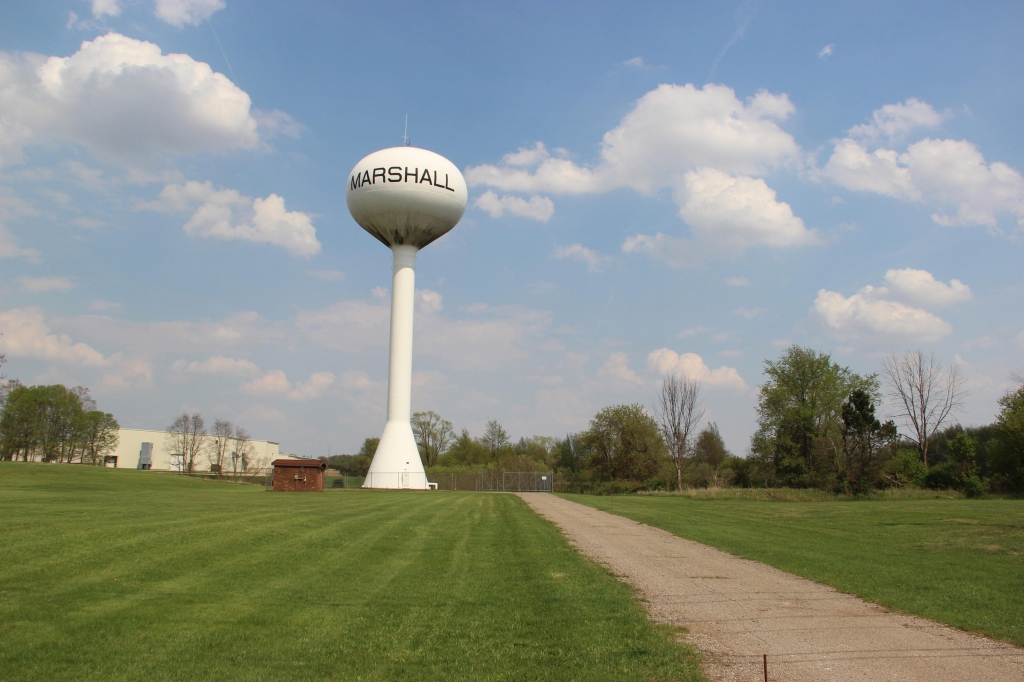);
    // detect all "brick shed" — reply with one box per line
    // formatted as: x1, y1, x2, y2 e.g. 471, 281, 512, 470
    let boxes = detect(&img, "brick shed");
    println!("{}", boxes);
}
272, 459, 327, 492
